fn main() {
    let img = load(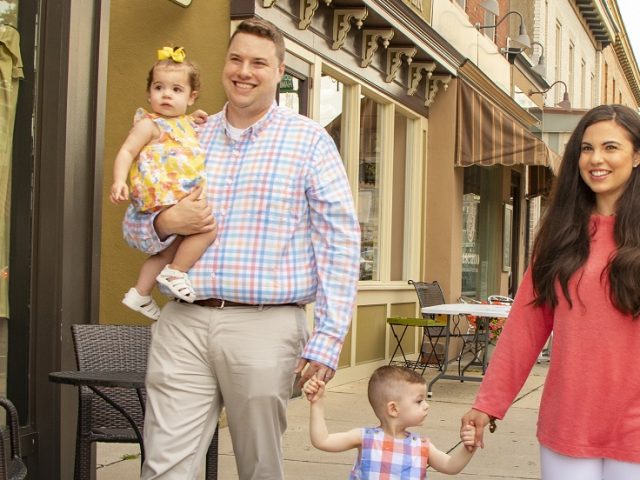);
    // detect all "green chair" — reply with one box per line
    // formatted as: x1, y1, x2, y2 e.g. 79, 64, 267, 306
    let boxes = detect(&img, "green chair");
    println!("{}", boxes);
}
387, 280, 448, 374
